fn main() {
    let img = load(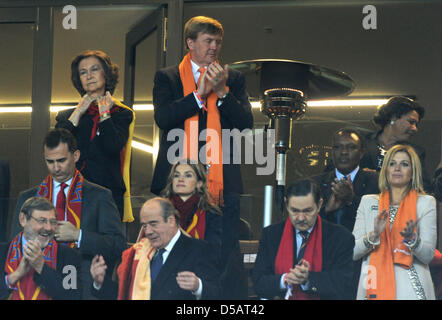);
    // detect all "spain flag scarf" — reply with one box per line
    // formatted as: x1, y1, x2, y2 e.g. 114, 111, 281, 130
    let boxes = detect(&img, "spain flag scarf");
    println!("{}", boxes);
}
36, 170, 83, 248
5, 232, 58, 300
